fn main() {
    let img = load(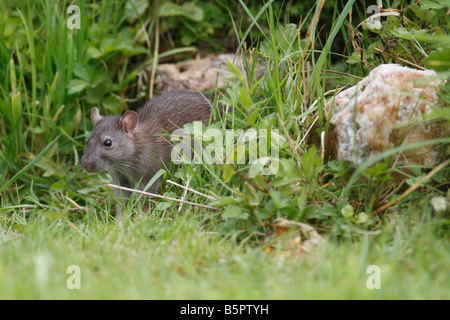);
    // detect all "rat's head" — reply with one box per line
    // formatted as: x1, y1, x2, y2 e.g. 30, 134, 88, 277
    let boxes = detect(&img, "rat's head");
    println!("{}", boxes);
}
82, 107, 139, 173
